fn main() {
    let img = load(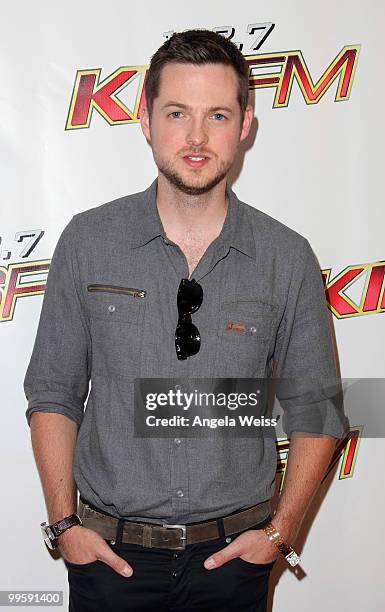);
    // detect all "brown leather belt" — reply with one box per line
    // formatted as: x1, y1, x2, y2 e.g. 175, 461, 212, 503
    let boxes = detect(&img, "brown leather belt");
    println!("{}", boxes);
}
77, 498, 271, 550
